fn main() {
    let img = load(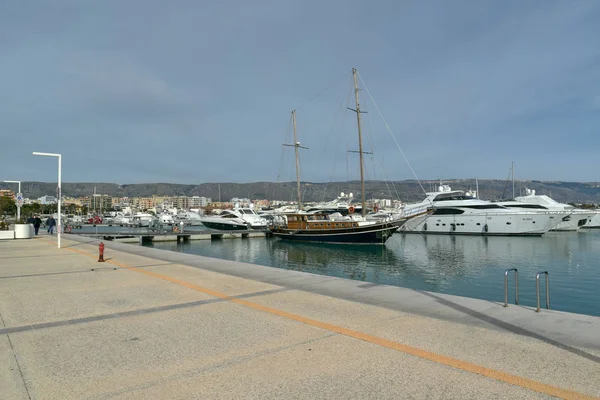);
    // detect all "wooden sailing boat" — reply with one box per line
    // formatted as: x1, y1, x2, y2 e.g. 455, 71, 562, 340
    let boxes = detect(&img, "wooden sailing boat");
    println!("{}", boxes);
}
269, 68, 422, 244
